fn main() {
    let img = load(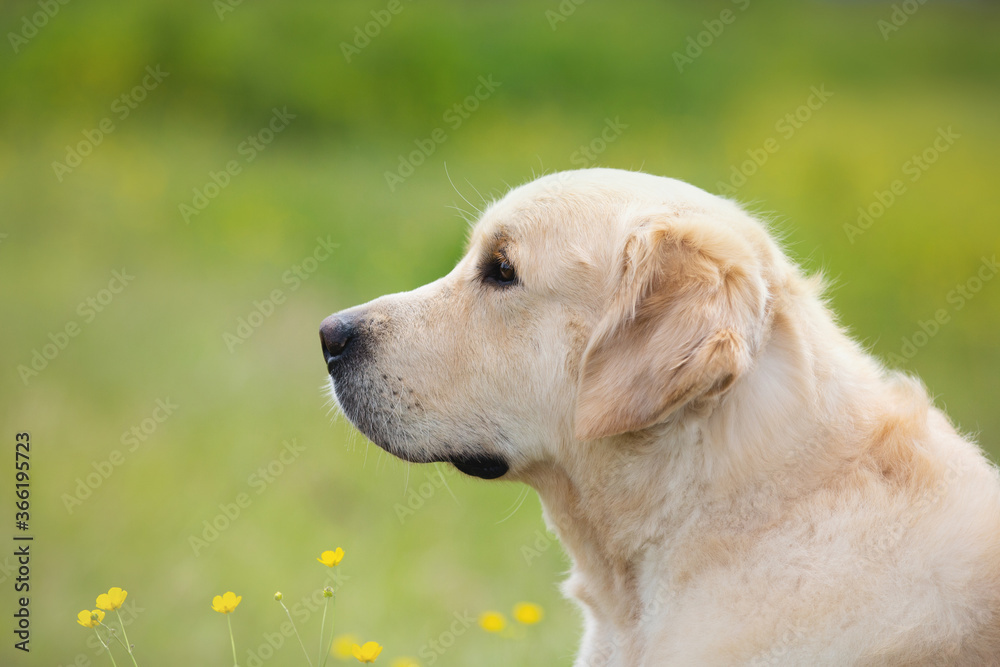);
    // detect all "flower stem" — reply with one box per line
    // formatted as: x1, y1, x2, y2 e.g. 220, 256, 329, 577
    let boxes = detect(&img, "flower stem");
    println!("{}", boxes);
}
317, 597, 329, 667
116, 610, 140, 667
279, 600, 313, 667
227, 614, 239, 667
322, 603, 337, 667
100, 622, 130, 654
94, 628, 119, 667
